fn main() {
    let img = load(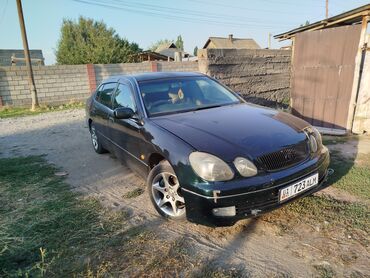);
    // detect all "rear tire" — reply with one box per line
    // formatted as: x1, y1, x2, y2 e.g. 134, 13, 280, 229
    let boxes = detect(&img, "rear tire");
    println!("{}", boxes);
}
147, 160, 186, 221
90, 122, 106, 154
